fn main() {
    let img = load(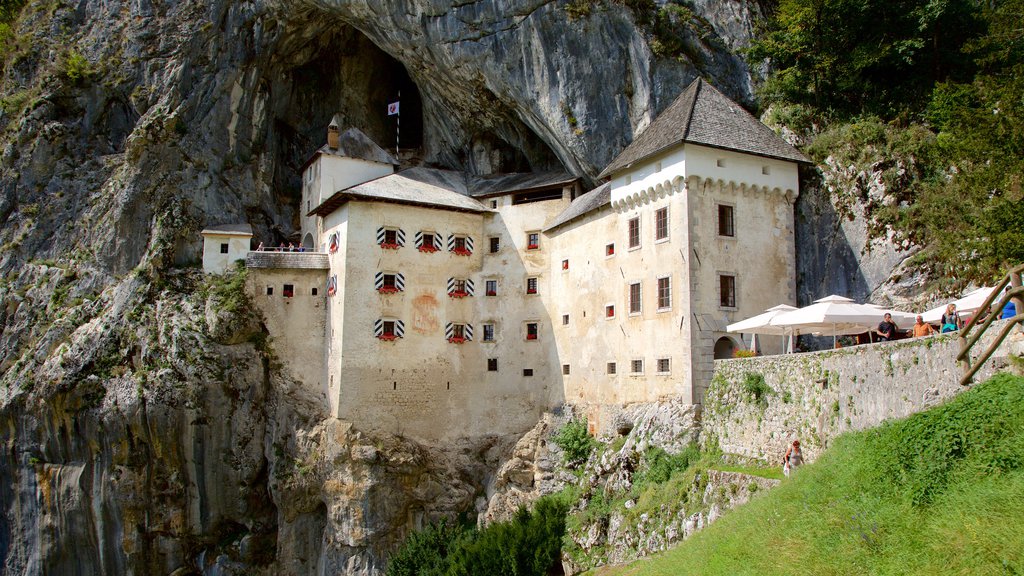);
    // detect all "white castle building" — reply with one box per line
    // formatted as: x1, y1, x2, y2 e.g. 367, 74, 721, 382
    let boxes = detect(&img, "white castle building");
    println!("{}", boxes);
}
203, 79, 809, 441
